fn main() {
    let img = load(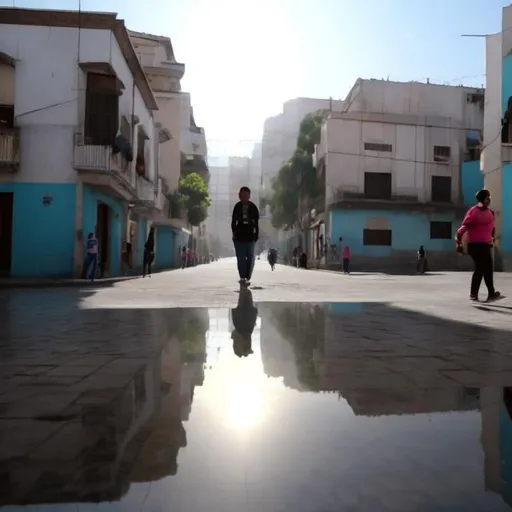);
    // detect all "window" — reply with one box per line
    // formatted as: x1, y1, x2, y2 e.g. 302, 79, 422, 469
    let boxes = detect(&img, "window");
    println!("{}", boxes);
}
364, 172, 392, 200
363, 229, 392, 246
430, 221, 452, 239
0, 105, 14, 128
433, 145, 451, 162
84, 73, 119, 146
504, 96, 512, 144
431, 176, 452, 202
364, 142, 392, 152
